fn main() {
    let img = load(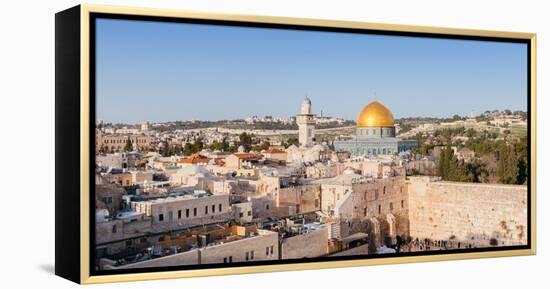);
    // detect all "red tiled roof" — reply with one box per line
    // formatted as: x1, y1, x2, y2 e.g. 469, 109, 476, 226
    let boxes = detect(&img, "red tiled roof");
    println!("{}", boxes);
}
178, 153, 209, 164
